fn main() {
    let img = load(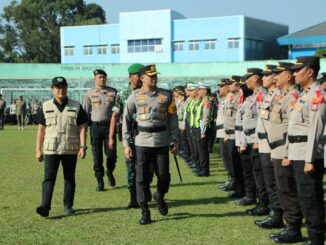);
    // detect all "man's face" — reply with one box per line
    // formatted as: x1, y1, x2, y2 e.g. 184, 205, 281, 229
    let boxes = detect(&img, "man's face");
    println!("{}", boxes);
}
293, 66, 312, 86
275, 71, 291, 88
262, 74, 276, 89
245, 75, 260, 90
51, 86, 67, 100
95, 74, 107, 87
229, 82, 239, 93
129, 73, 141, 89
141, 74, 157, 88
